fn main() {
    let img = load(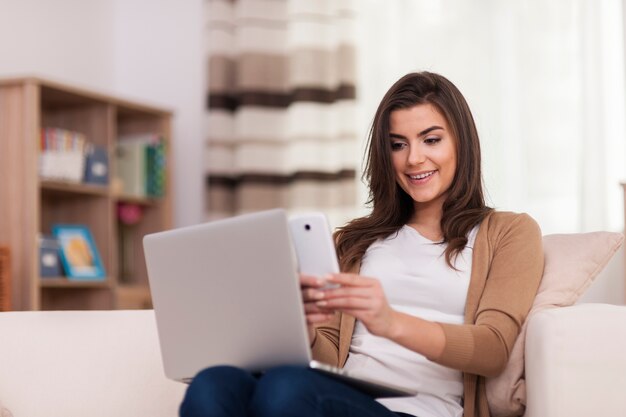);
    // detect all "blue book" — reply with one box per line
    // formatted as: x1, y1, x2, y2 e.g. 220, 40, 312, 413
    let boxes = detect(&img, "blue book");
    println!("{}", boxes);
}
84, 145, 109, 185
39, 236, 62, 278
